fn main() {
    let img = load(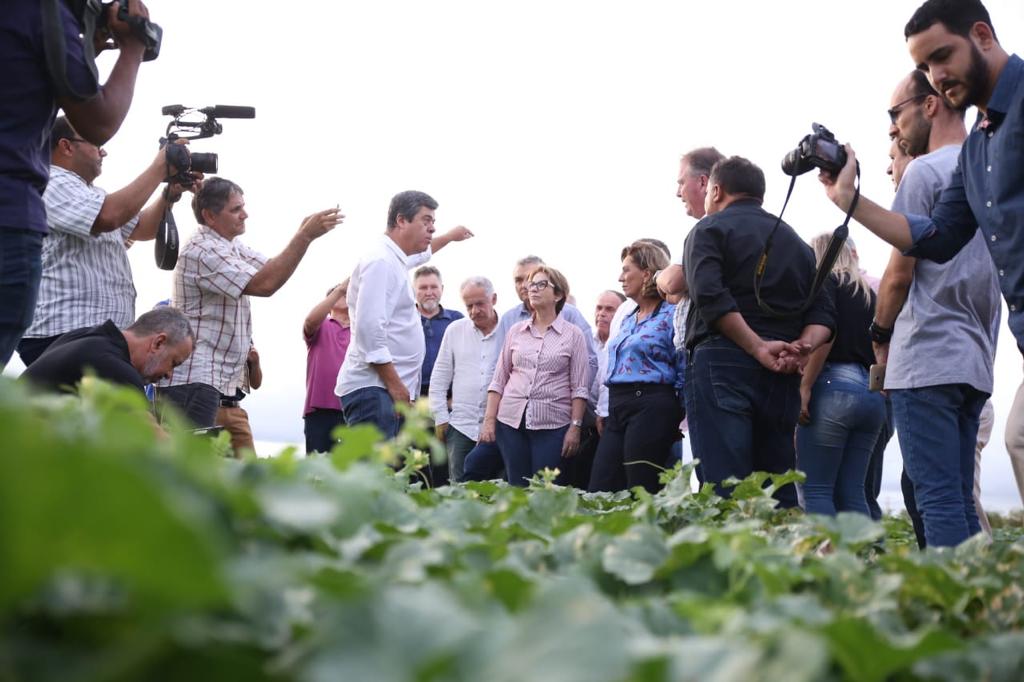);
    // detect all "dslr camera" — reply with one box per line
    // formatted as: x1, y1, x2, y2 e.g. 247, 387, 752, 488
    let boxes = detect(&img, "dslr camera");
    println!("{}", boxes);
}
781, 123, 848, 176
160, 104, 255, 184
